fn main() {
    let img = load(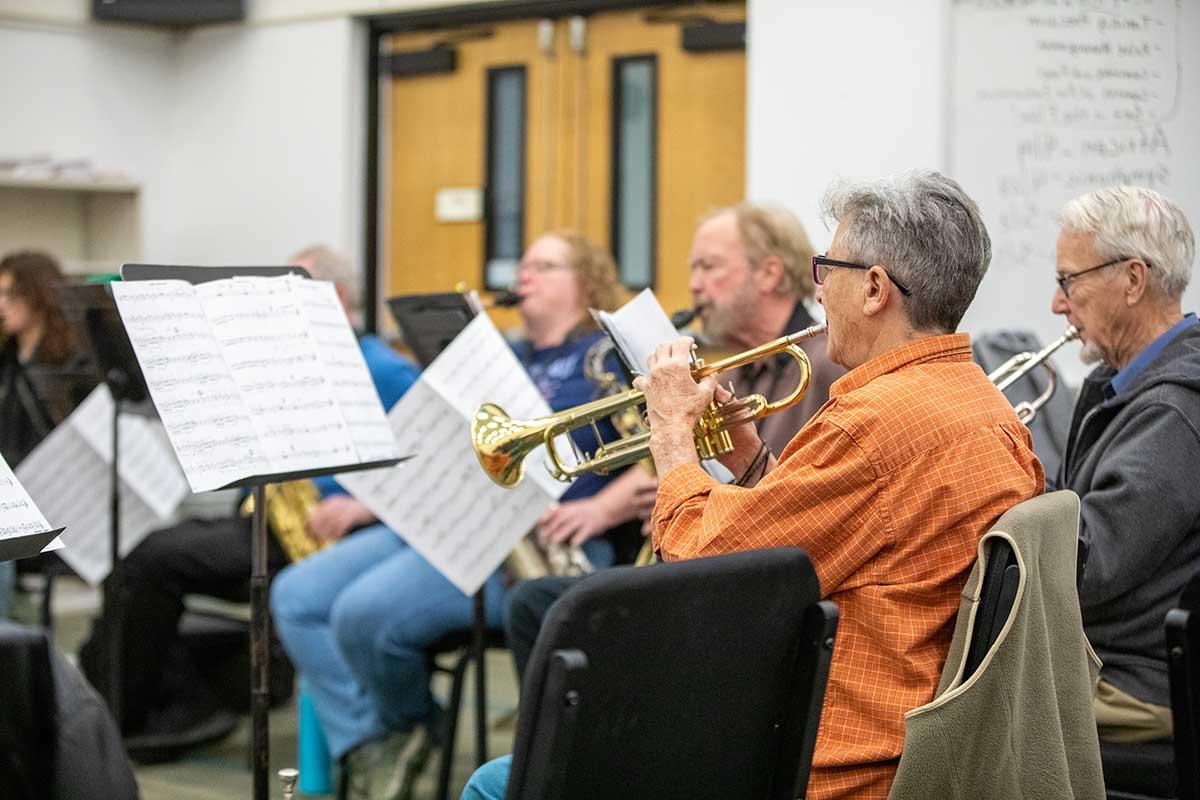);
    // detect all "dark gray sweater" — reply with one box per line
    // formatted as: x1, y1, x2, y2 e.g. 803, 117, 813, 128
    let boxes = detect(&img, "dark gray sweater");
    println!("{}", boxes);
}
1059, 323, 1200, 707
